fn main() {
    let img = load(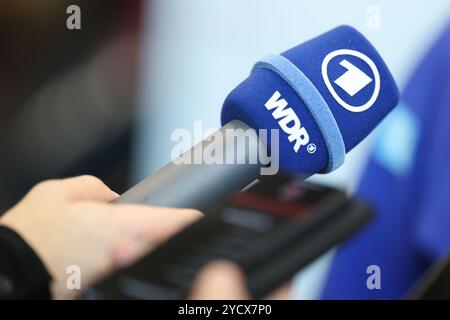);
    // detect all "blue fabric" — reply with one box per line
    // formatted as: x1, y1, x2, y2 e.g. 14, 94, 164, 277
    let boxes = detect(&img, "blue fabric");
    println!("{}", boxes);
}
321, 23, 450, 299
252, 54, 345, 173
221, 25, 399, 175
